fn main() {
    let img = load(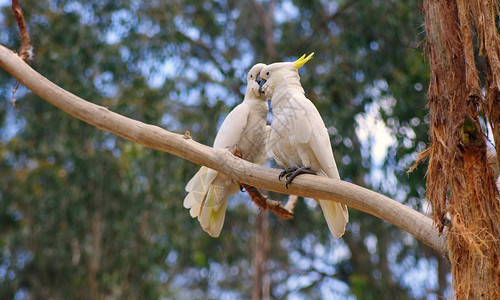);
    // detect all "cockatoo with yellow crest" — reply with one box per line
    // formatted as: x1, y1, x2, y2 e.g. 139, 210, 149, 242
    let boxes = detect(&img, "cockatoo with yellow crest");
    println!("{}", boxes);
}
184, 63, 269, 237
259, 53, 349, 237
